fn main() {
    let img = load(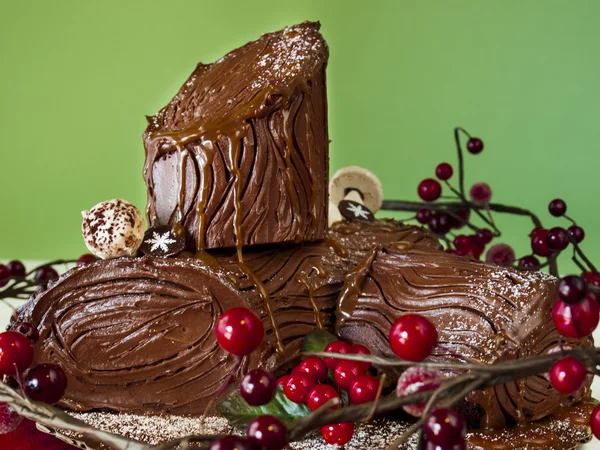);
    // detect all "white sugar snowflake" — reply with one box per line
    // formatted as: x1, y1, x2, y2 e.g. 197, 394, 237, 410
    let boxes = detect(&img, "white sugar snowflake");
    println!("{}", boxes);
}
346, 202, 370, 220
145, 231, 176, 252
